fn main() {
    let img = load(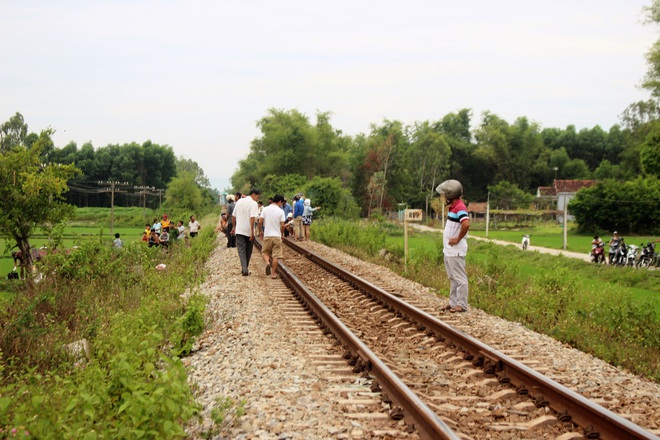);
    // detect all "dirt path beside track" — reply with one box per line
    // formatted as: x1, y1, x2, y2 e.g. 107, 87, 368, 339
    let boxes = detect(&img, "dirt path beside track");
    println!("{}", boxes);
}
409, 223, 593, 262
